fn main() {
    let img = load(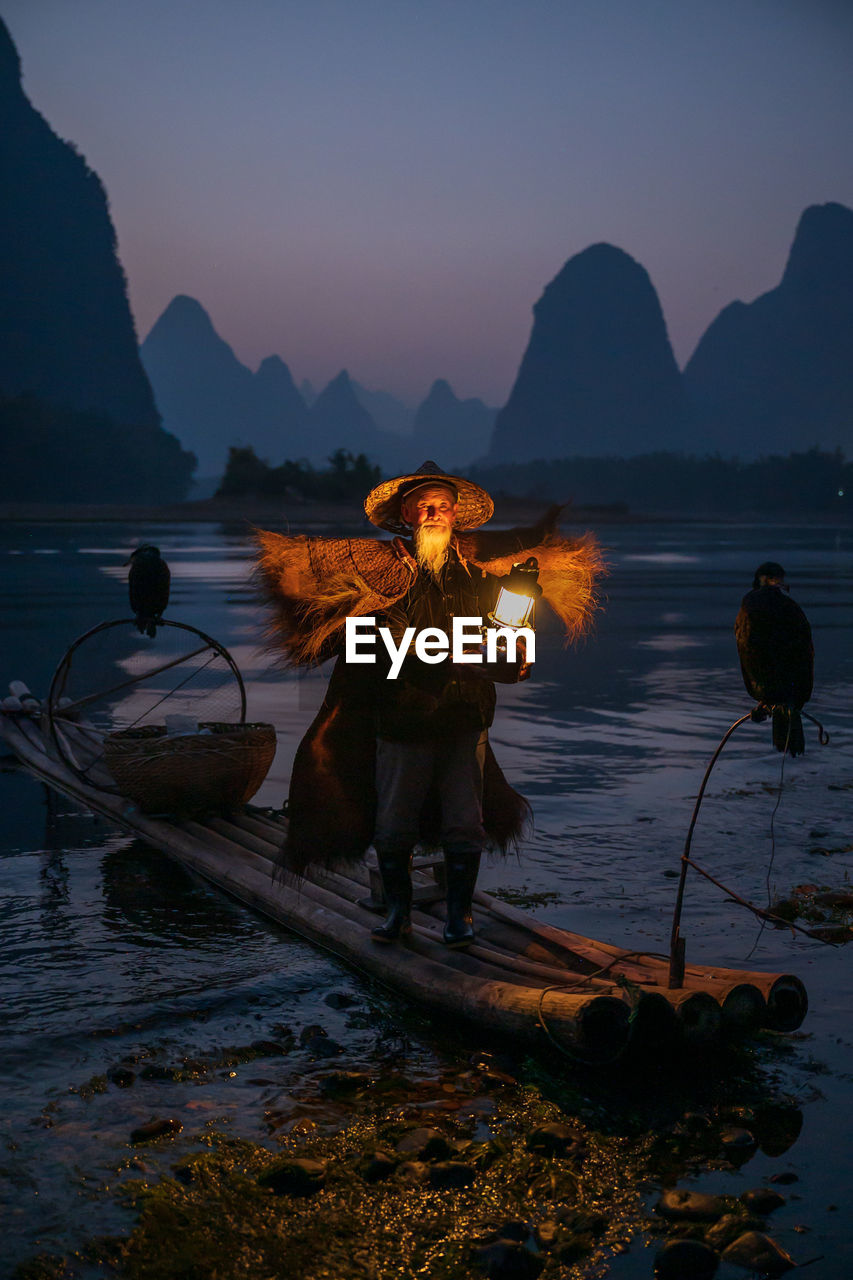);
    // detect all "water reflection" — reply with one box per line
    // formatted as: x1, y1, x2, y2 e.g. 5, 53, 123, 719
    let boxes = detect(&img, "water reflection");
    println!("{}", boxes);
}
1, 518, 852, 1275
